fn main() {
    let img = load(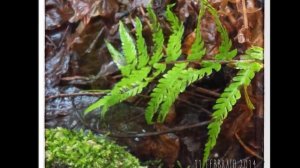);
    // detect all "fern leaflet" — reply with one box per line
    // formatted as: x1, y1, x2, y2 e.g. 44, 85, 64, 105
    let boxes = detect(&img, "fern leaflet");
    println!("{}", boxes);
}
145, 63, 188, 124
135, 18, 149, 69
202, 55, 263, 167
187, 1, 206, 61
119, 21, 137, 75
84, 67, 151, 116
165, 4, 184, 62
206, 3, 237, 60
241, 46, 264, 60
105, 40, 126, 71
147, 5, 165, 65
